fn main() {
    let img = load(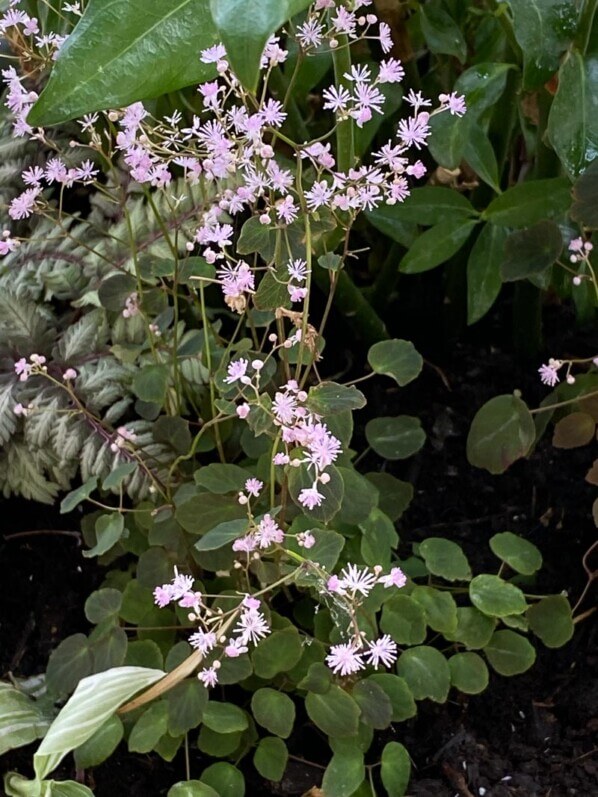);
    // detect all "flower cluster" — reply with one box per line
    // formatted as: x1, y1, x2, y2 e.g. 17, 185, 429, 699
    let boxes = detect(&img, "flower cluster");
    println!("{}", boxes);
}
14, 353, 47, 382
109, 426, 137, 453
154, 569, 271, 688
569, 236, 594, 286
